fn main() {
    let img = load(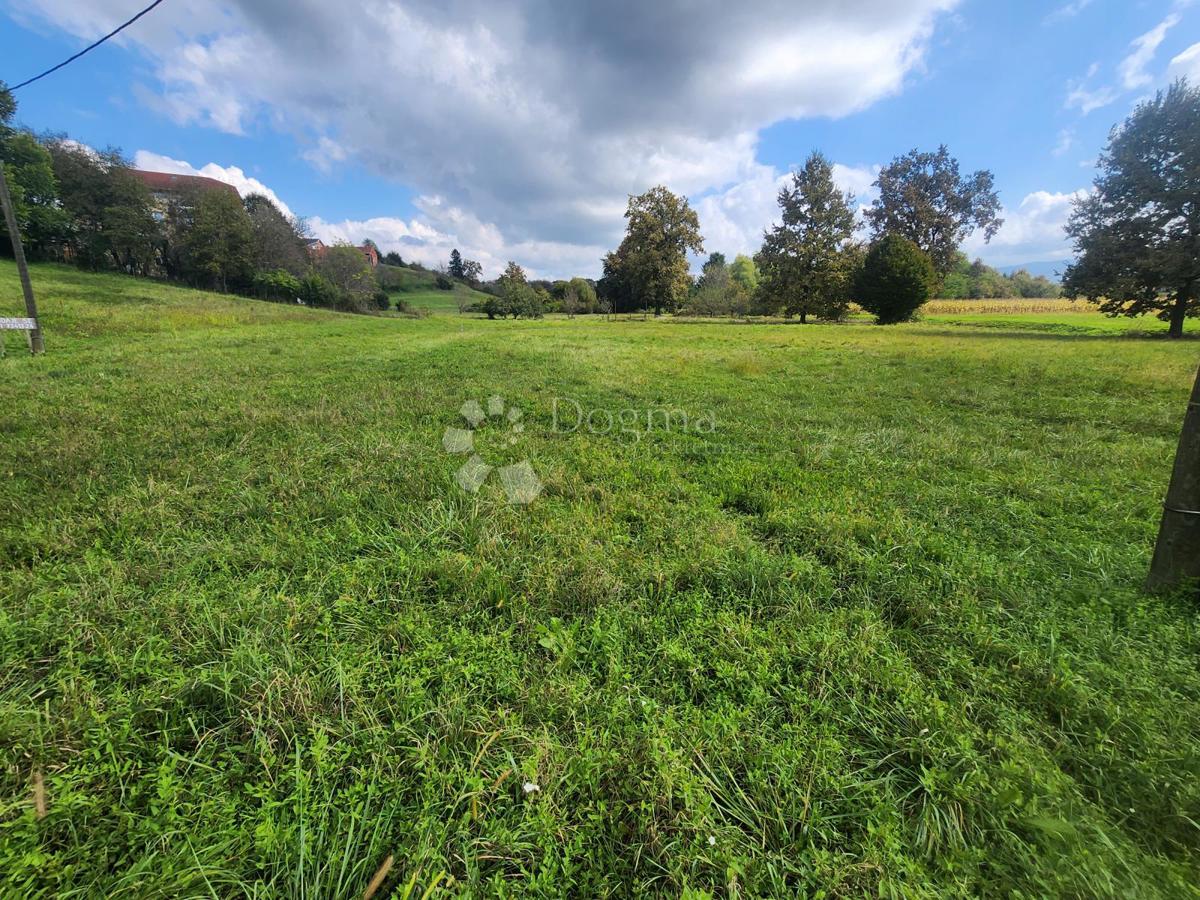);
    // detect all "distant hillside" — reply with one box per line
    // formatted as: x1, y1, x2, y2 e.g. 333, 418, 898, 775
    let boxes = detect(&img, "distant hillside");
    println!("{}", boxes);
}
376, 263, 492, 313
998, 261, 1070, 281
